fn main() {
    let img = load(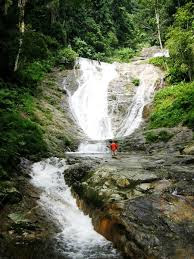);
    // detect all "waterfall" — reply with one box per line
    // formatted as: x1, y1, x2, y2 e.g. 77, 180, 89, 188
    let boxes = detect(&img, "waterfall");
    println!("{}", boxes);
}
116, 64, 162, 137
65, 55, 164, 153
71, 58, 118, 141
30, 158, 121, 258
